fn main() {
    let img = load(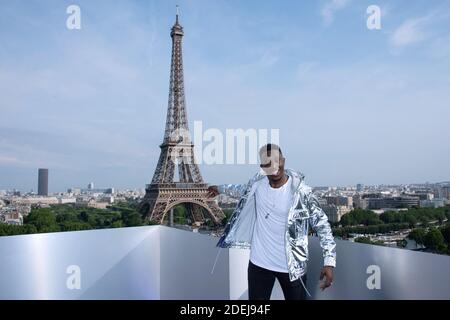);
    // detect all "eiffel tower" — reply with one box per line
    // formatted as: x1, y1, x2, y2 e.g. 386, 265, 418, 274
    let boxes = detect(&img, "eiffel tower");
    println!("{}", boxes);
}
139, 11, 225, 226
